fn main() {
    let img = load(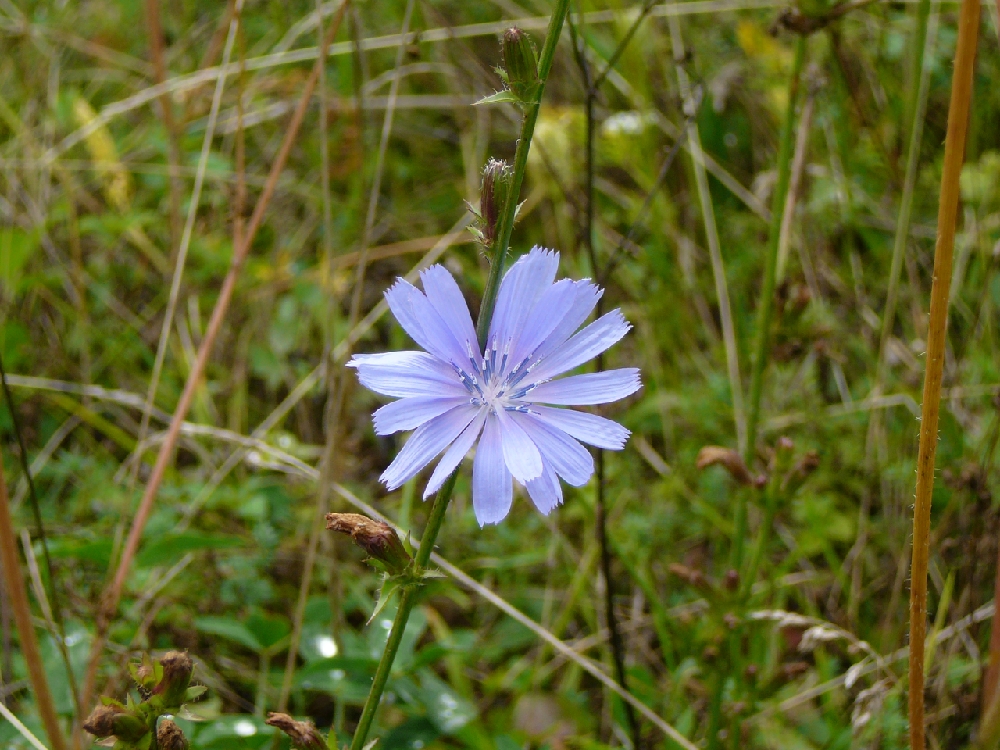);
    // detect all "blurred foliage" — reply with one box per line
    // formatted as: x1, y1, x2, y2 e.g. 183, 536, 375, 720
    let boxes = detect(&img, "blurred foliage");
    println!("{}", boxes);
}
1, 0, 1000, 748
